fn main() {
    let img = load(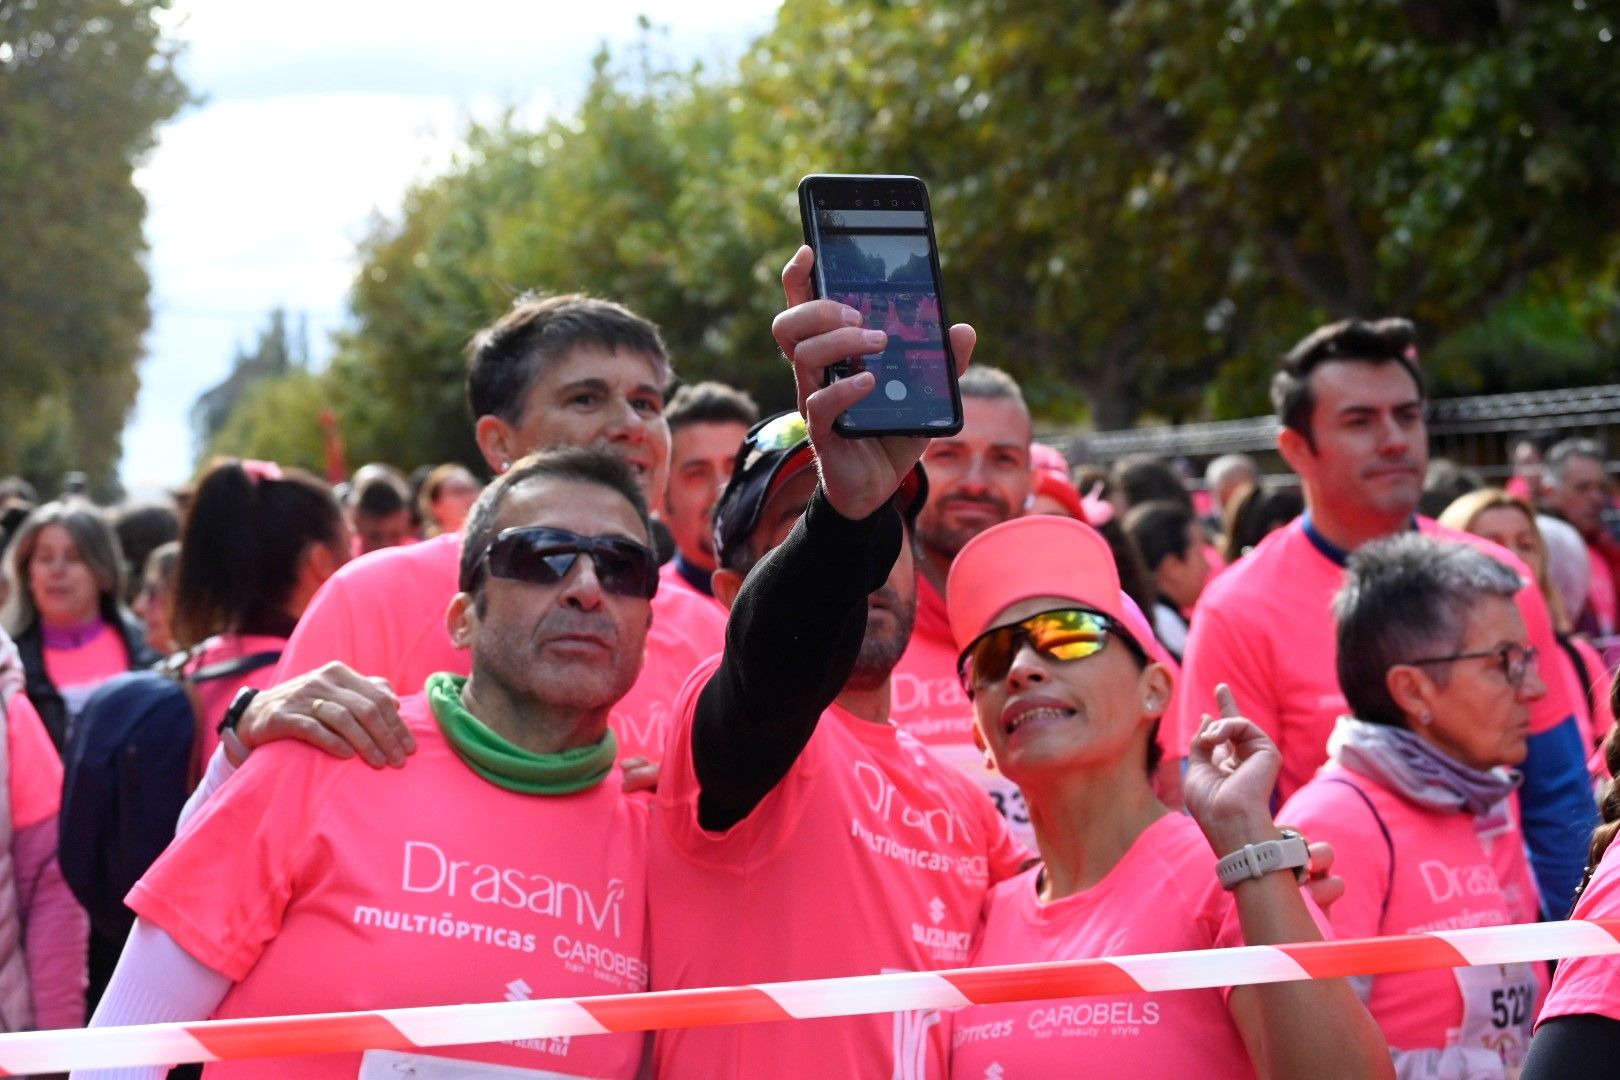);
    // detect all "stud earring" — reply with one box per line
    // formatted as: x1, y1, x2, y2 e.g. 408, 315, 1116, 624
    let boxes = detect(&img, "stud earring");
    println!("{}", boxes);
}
1418, 710, 1433, 726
